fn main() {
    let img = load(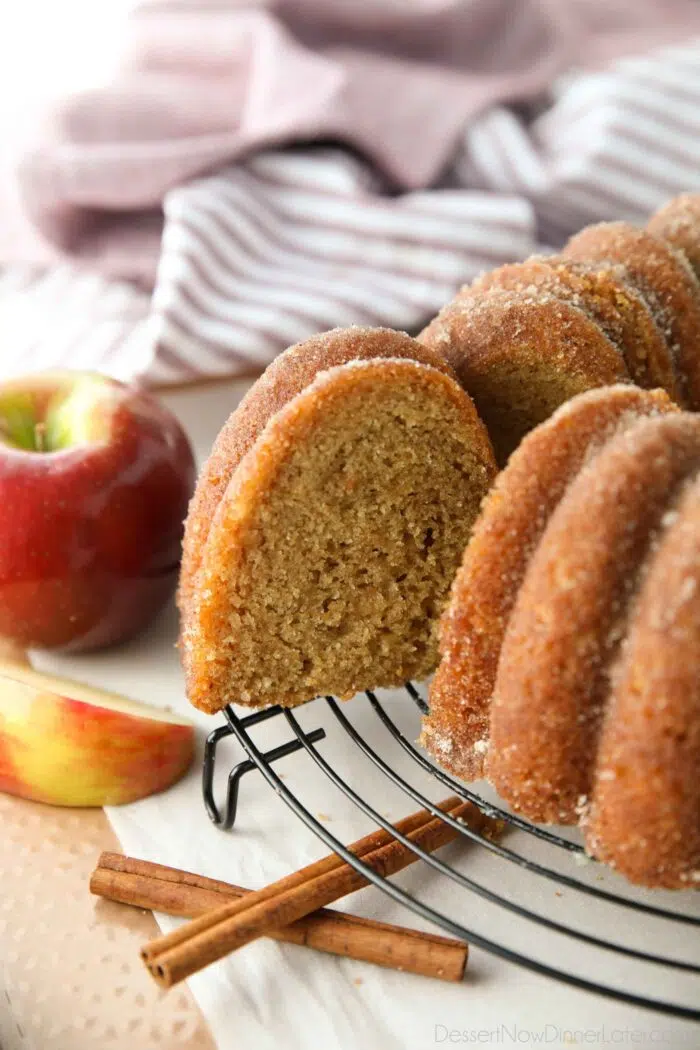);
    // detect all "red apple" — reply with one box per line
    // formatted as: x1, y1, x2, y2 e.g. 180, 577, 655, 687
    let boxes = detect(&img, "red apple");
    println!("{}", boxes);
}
0, 659, 195, 806
0, 371, 196, 650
